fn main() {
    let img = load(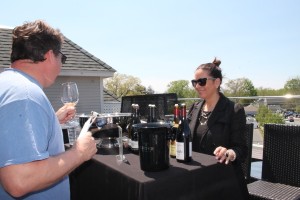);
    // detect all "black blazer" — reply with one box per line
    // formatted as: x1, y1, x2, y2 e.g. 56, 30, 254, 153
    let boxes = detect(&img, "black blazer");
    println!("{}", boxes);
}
187, 93, 248, 164
188, 93, 250, 199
